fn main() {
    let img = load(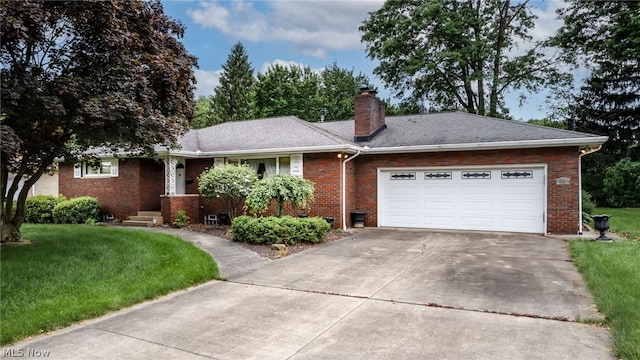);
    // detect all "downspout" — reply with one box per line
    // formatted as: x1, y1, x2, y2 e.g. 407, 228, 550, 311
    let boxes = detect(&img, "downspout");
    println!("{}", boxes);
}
342, 150, 362, 231
578, 144, 602, 234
